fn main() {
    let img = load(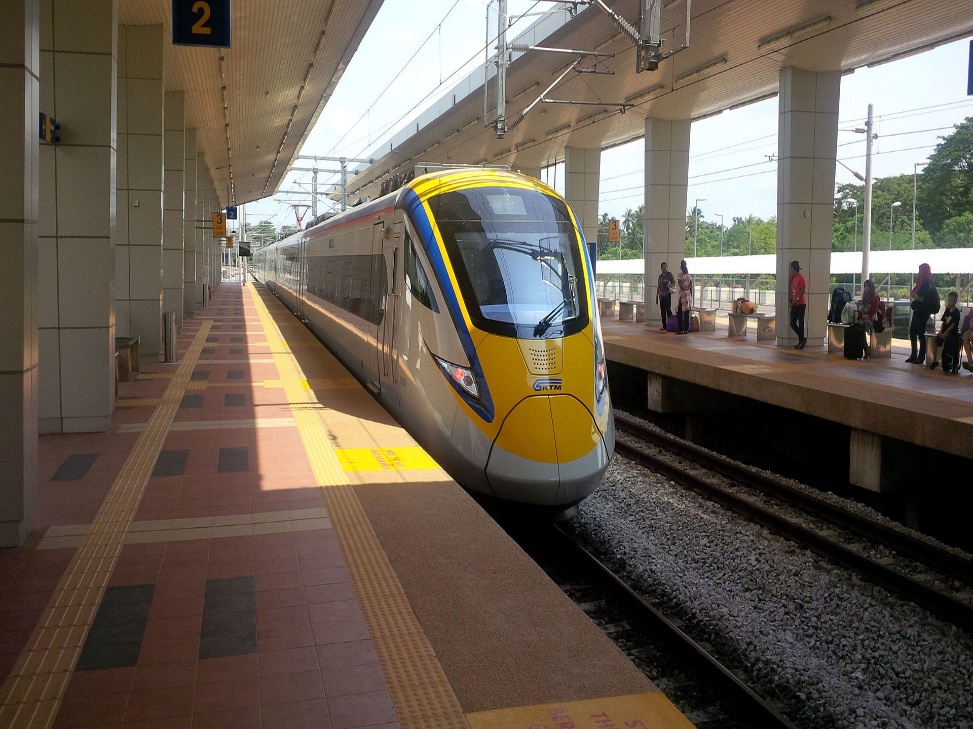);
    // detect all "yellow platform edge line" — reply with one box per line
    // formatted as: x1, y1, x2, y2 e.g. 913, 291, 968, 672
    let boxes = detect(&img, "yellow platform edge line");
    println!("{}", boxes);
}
0, 321, 212, 728
246, 285, 469, 728
466, 692, 695, 729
